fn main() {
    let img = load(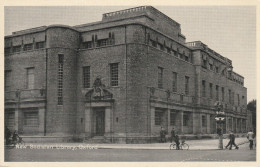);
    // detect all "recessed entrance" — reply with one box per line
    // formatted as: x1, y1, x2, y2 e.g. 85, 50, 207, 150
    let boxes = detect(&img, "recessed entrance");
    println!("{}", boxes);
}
95, 109, 105, 136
